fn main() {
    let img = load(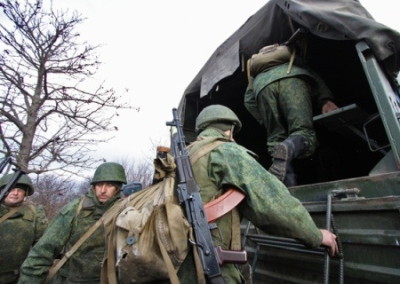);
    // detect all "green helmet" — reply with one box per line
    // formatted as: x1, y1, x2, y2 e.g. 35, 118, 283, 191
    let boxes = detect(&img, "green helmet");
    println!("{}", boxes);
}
91, 162, 127, 185
0, 173, 34, 196
195, 104, 242, 134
